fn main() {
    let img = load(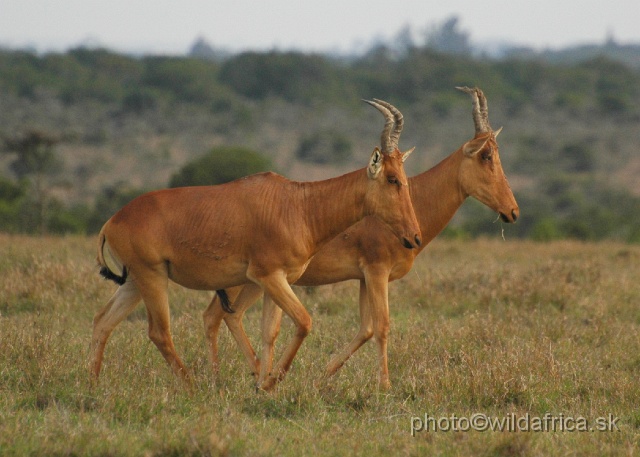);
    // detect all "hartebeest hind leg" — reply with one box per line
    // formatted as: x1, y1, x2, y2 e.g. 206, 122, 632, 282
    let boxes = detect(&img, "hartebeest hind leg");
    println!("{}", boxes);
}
324, 280, 374, 379
203, 283, 264, 379
90, 280, 142, 381
203, 286, 243, 375
135, 271, 191, 382
324, 268, 392, 389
